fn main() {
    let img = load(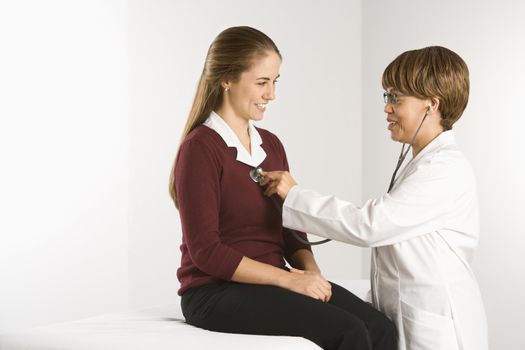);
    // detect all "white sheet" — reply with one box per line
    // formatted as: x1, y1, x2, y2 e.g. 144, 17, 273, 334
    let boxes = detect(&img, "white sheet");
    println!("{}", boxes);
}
0, 280, 370, 350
